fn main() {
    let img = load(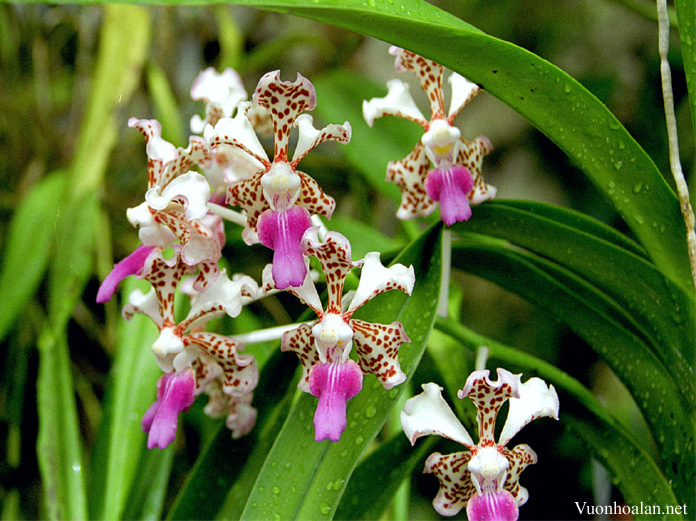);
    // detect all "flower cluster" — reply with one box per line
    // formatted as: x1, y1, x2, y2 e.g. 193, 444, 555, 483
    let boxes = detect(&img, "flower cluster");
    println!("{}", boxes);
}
99, 47, 558, 520
401, 369, 559, 520
364, 46, 496, 225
